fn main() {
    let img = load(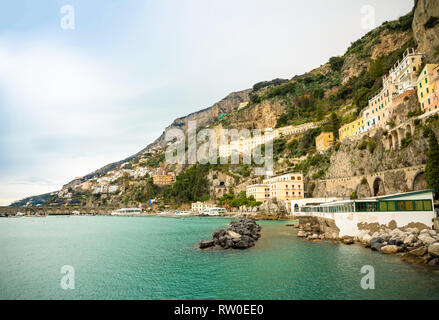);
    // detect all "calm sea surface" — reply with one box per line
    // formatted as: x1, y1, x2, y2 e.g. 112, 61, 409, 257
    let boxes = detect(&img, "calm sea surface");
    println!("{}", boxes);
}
1, 216, 439, 300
